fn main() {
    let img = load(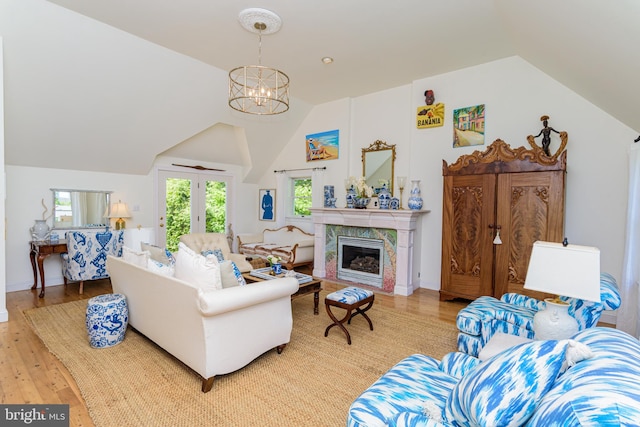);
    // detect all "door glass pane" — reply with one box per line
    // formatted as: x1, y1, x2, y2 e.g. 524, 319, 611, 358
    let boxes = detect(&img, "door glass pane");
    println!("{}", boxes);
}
205, 180, 226, 233
165, 177, 192, 252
